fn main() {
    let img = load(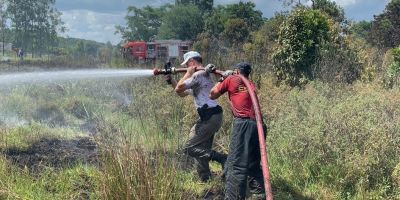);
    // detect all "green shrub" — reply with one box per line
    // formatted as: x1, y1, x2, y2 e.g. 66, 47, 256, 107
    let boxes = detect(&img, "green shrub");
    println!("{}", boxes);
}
385, 46, 400, 88
272, 8, 331, 86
